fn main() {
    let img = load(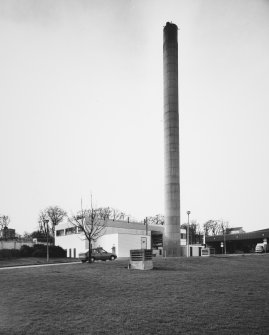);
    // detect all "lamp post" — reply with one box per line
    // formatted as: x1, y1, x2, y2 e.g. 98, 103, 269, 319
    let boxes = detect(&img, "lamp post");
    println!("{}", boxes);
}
44, 219, 49, 263
224, 228, 226, 255
187, 211, 191, 257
